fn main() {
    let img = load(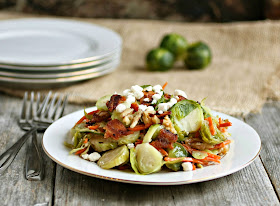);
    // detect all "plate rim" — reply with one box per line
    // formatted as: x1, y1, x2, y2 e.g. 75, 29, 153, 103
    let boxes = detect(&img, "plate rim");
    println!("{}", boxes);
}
42, 107, 261, 185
